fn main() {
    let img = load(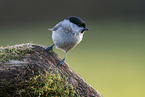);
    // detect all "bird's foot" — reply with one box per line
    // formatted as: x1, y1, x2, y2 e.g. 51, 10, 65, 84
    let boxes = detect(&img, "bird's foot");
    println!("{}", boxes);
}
57, 58, 65, 66
45, 44, 55, 51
